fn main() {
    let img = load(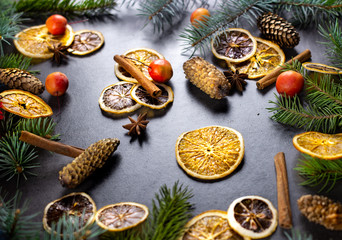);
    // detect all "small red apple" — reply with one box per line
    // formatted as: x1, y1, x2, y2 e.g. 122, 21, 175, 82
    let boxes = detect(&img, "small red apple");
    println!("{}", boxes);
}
190, 8, 210, 28
45, 72, 69, 96
46, 14, 67, 35
276, 70, 304, 97
148, 59, 173, 83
